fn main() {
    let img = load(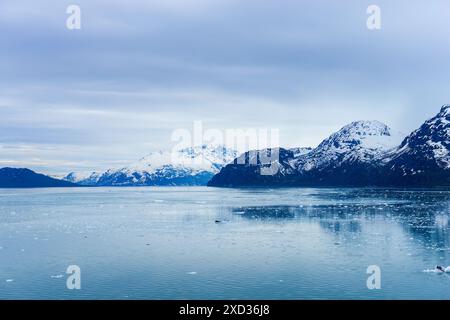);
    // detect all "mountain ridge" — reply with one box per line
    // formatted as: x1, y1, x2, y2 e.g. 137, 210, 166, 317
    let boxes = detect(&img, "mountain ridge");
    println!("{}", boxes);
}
3, 106, 450, 188
0, 167, 78, 188
64, 145, 237, 186
208, 106, 450, 187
